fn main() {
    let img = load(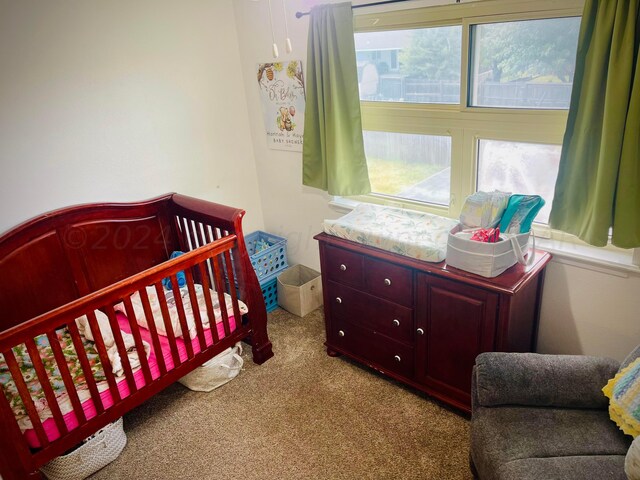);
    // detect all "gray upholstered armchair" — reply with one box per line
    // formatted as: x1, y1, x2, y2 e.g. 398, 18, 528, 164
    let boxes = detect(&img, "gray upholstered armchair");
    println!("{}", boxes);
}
470, 346, 640, 480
